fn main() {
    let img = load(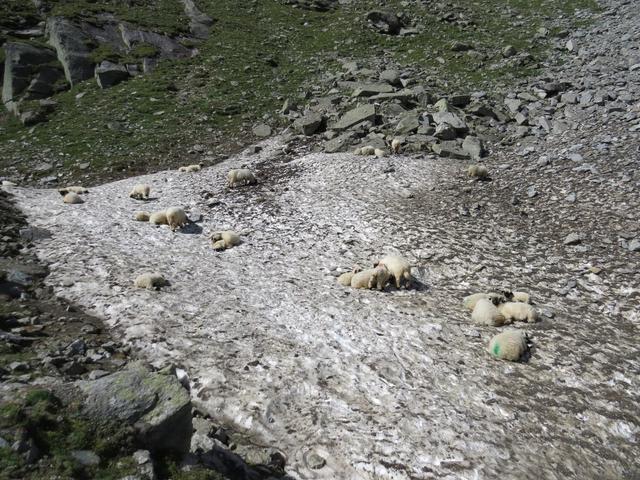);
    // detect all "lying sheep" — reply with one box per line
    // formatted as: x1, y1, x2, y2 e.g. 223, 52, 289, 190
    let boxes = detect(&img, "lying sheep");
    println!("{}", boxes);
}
351, 265, 391, 291
337, 266, 362, 286
471, 298, 506, 326
487, 329, 528, 361
58, 186, 88, 195
63, 192, 84, 204
134, 211, 150, 222
462, 292, 507, 311
355, 146, 375, 156
467, 165, 489, 179
498, 302, 538, 323
374, 148, 387, 158
227, 169, 257, 188
149, 211, 168, 225
129, 184, 151, 200
375, 254, 412, 289
210, 230, 241, 250
166, 207, 188, 231
391, 138, 403, 154
134, 272, 167, 290
511, 291, 531, 303
179, 163, 203, 173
